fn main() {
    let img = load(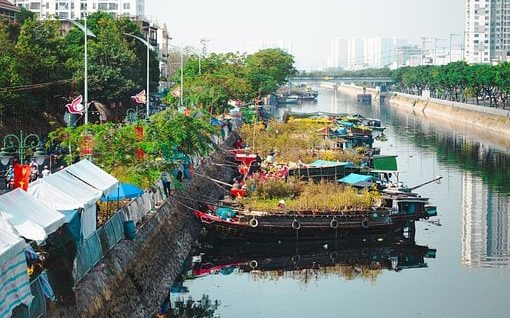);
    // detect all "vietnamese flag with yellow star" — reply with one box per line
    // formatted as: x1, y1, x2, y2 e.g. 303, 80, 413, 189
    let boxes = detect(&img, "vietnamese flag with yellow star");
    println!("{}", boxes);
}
13, 164, 31, 191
